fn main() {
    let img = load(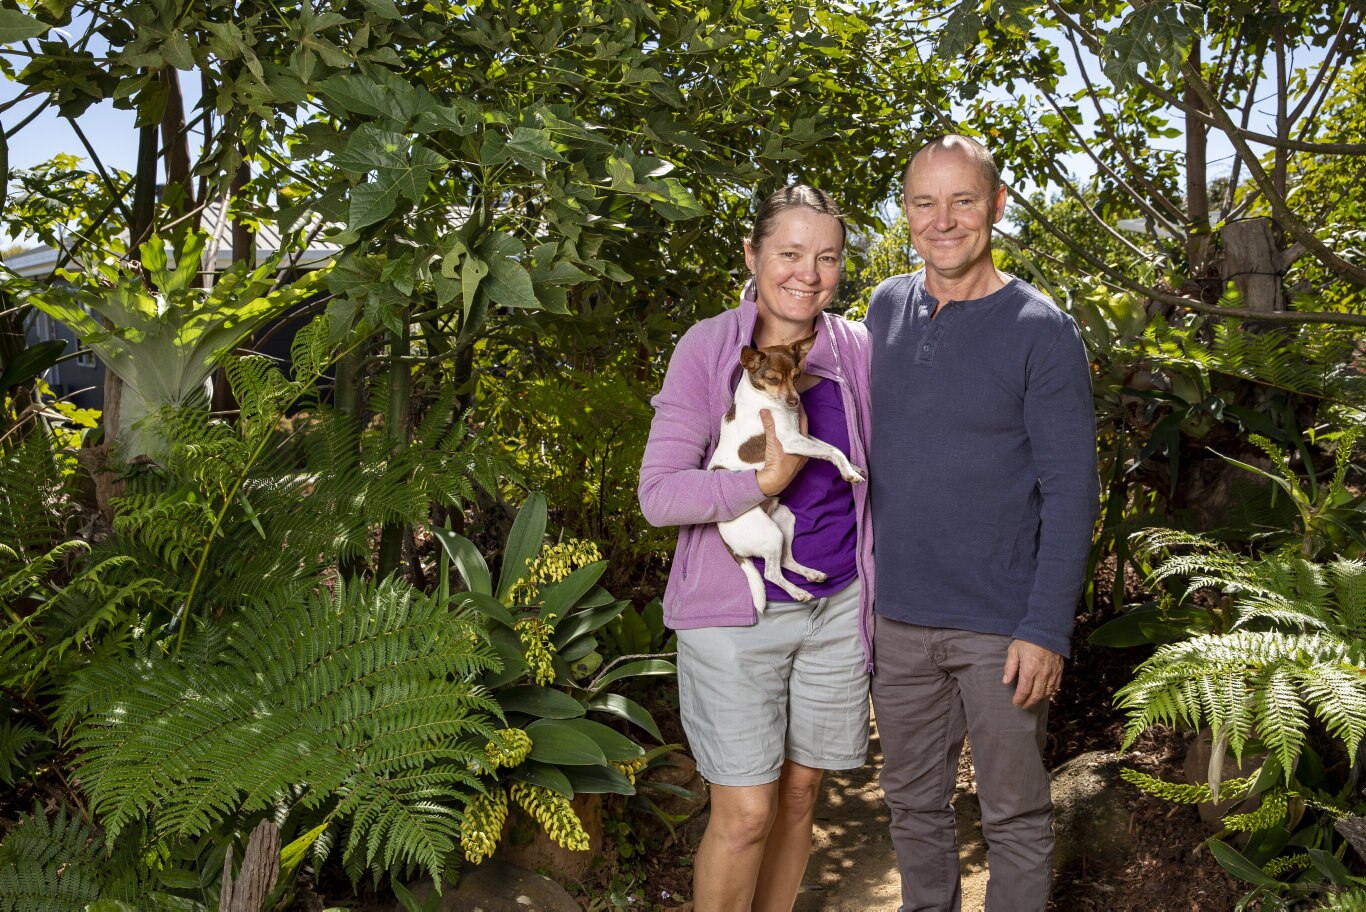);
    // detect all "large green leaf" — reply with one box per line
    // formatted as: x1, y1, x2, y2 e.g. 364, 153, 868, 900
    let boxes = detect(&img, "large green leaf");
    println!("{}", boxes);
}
1205, 837, 1283, 887
562, 763, 635, 796
553, 718, 642, 761
458, 591, 516, 629
496, 685, 585, 719
432, 528, 492, 596
479, 233, 541, 311
588, 658, 676, 694
1100, 1, 1198, 86
506, 760, 573, 797
552, 600, 628, 650
496, 493, 547, 603
0, 340, 67, 394
484, 627, 530, 689
540, 561, 609, 621
1087, 601, 1209, 648
585, 692, 663, 743
0, 10, 50, 44
525, 718, 607, 766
